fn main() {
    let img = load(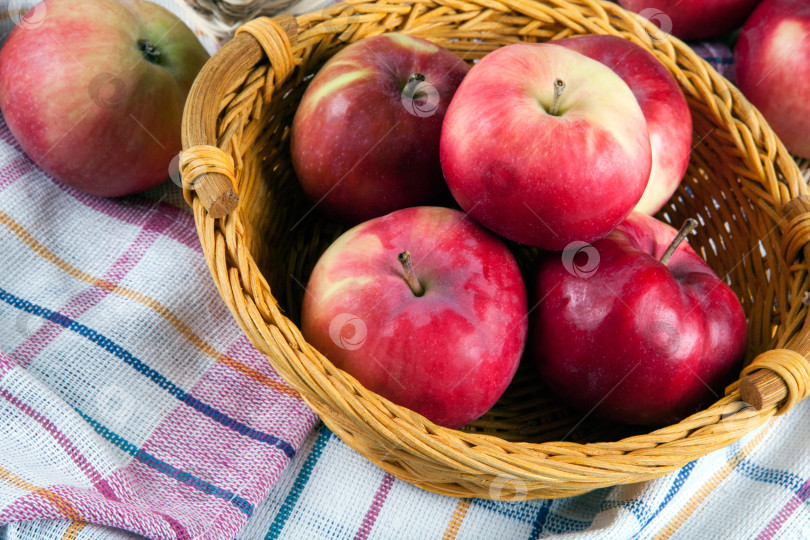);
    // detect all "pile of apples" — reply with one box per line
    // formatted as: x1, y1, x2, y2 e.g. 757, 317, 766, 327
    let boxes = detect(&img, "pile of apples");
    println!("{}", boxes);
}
8, 0, 800, 430
295, 33, 748, 429
621, 0, 810, 160
2, 0, 808, 198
